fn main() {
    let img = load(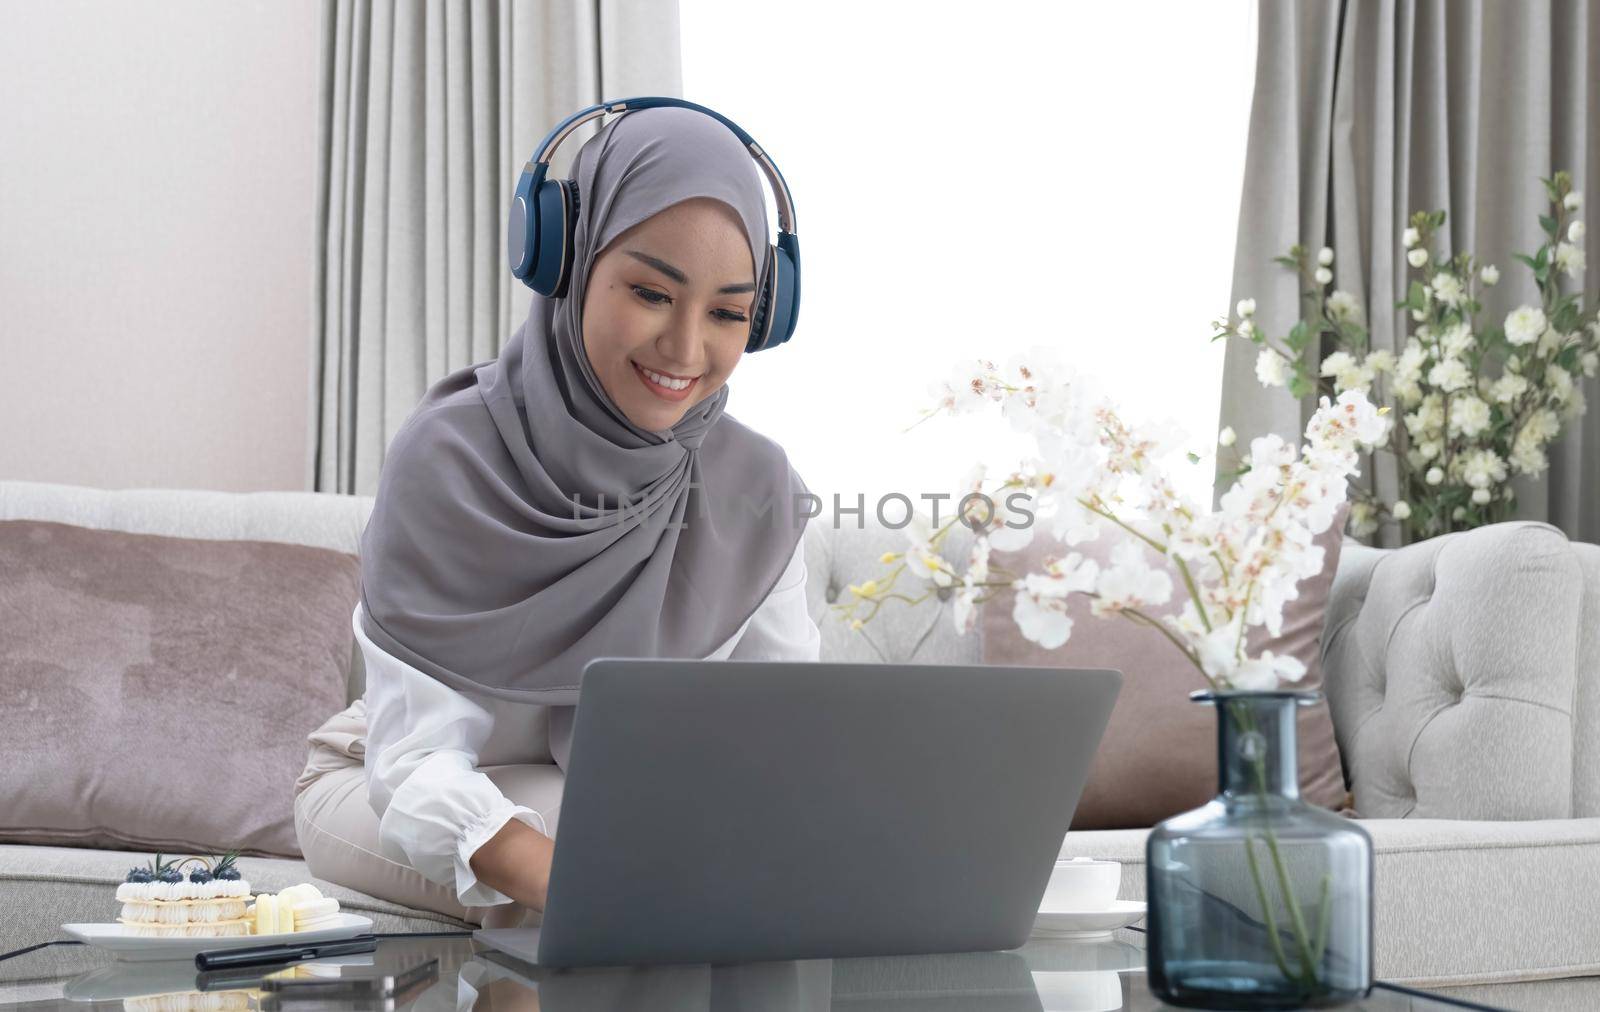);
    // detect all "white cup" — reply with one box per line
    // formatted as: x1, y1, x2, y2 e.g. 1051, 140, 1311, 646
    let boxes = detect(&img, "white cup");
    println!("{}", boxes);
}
1042, 857, 1121, 912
